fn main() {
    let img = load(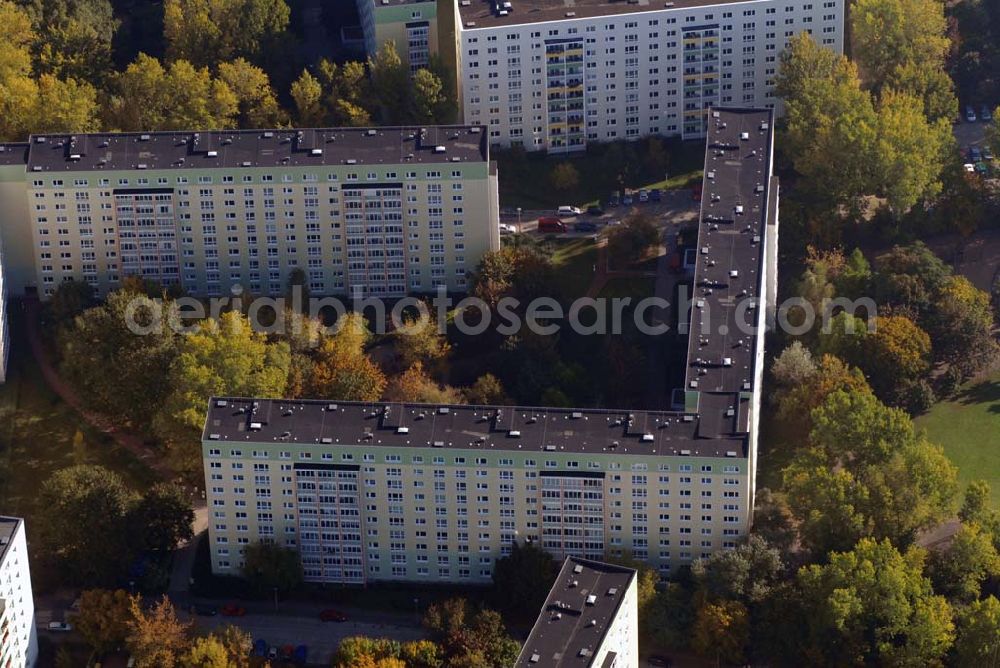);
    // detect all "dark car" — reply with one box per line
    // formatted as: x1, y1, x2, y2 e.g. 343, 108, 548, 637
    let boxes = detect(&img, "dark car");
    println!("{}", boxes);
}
650, 188, 662, 202
575, 221, 598, 232
294, 645, 309, 665
607, 194, 620, 207
586, 204, 604, 216
192, 604, 217, 617
969, 146, 982, 161
220, 604, 246, 617
647, 656, 673, 667
253, 639, 268, 657
319, 608, 349, 622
